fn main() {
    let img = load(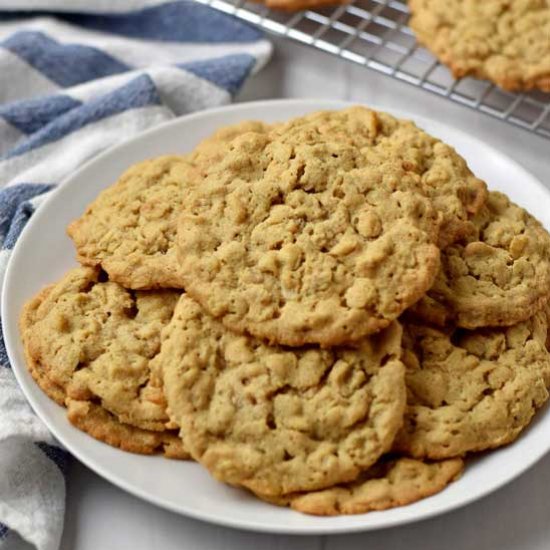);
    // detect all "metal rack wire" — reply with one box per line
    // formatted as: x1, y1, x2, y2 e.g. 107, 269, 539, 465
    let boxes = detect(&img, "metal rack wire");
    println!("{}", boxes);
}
198, 0, 550, 139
